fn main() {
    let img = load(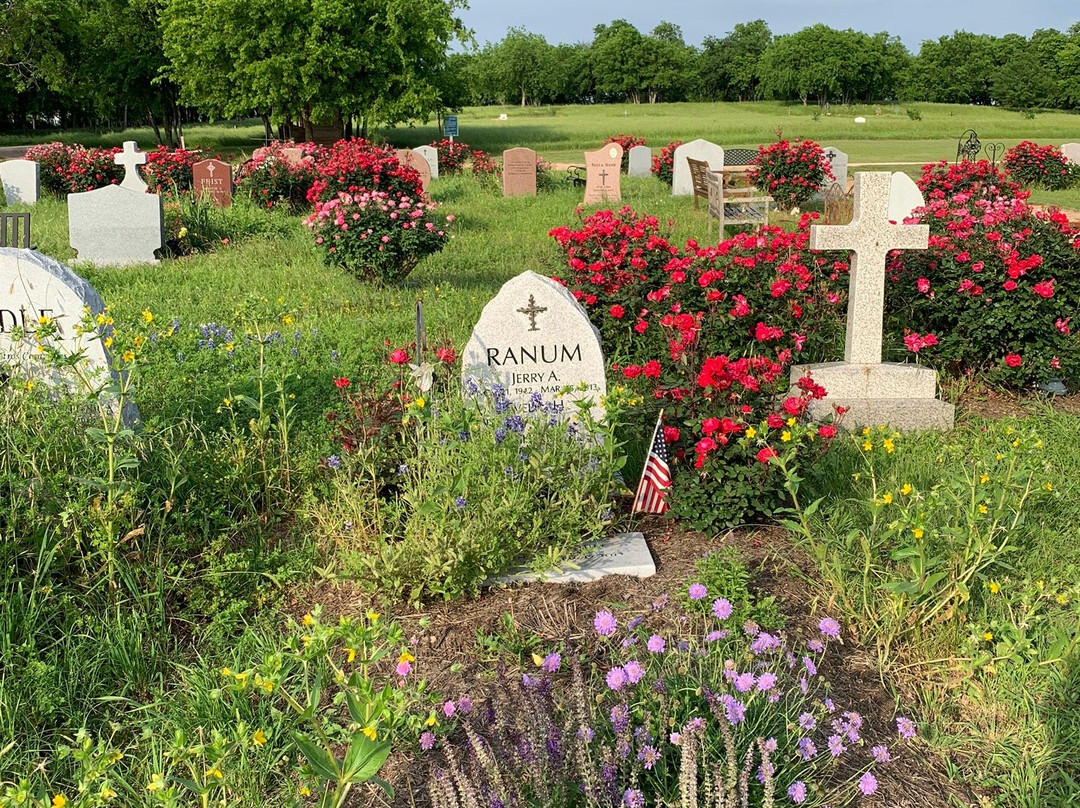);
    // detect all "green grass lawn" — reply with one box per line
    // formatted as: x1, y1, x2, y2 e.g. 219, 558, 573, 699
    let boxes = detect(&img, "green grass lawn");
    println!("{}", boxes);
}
2, 106, 1080, 807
